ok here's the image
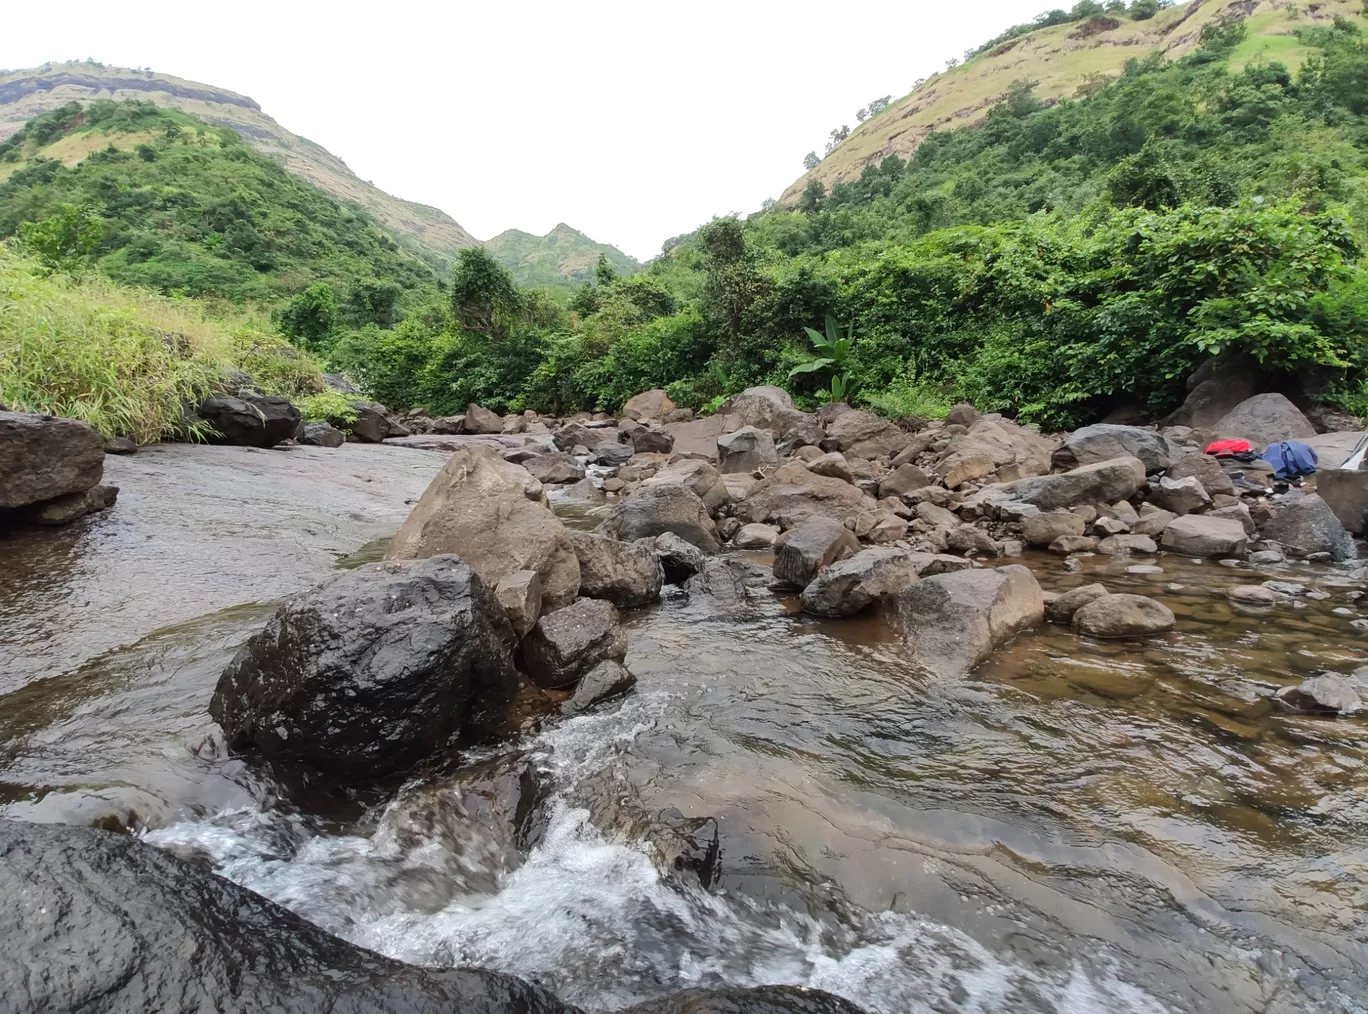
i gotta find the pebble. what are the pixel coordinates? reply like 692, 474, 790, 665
1306, 590, 1331, 601
1165, 583, 1185, 593
1127, 565, 1163, 575
1218, 559, 1243, 569
1249, 550, 1285, 564
1062, 558, 1082, 573
1333, 607, 1357, 617
1352, 619, 1368, 632
1261, 581, 1306, 596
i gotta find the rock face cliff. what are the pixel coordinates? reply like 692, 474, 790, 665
0, 61, 478, 269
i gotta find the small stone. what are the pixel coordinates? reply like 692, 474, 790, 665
734, 523, 780, 549
1050, 535, 1100, 555
1275, 674, 1363, 715
494, 570, 542, 638
561, 661, 637, 716
1127, 565, 1163, 575
1249, 550, 1285, 565
1073, 594, 1176, 637
1228, 585, 1277, 606
1045, 583, 1109, 624
1097, 534, 1157, 555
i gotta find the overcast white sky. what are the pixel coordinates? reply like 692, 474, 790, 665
1, 1, 1052, 260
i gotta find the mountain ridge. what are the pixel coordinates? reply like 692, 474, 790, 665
484, 221, 640, 289
0, 61, 479, 270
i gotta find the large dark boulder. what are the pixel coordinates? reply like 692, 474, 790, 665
200, 394, 302, 448
0, 410, 104, 510
0, 819, 578, 1014
210, 556, 517, 781
347, 401, 393, 443
1214, 393, 1315, 448
1261, 493, 1357, 561
521, 597, 628, 689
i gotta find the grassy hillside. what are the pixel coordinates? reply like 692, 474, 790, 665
485, 223, 640, 290
0, 100, 438, 309
0, 244, 322, 441
783, 0, 1368, 201
0, 61, 478, 269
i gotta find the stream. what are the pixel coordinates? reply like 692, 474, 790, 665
2, 444, 1367, 1013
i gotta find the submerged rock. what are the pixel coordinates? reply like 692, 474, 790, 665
1274, 674, 1364, 715
7, 483, 119, 525
1072, 593, 1176, 637
0, 819, 578, 1014
562, 660, 637, 716
888, 565, 1044, 677
1044, 583, 1109, 624
210, 556, 517, 781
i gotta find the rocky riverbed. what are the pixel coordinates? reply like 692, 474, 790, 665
4, 389, 1368, 1014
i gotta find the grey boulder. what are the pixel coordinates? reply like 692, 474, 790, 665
888, 565, 1044, 677
1002, 457, 1147, 511
1054, 424, 1172, 472
1214, 393, 1315, 447
562, 660, 637, 716
1159, 514, 1249, 558
600, 484, 722, 552
716, 425, 778, 474
0, 820, 578, 1014
569, 530, 663, 608
524, 452, 587, 485
773, 518, 860, 589
299, 421, 345, 448
1260, 493, 1356, 562
799, 547, 922, 617
1044, 583, 1109, 624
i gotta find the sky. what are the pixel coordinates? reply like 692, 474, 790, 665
0, 0, 1054, 261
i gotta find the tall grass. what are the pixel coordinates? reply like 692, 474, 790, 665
0, 245, 323, 442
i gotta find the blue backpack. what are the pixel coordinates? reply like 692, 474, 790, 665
1261, 440, 1319, 480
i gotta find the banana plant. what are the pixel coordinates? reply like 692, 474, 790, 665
788, 315, 856, 402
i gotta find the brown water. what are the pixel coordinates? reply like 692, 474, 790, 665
2, 449, 1367, 1013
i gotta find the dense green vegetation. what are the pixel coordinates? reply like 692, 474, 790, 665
0, 100, 437, 311
0, 246, 322, 441
7, 15, 1368, 432
289, 17, 1368, 427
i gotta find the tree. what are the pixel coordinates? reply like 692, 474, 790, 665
1071, 0, 1105, 17
856, 107, 868, 122
867, 95, 892, 116
698, 217, 767, 339
798, 178, 826, 215
450, 247, 522, 335
803, 151, 820, 171
1128, 0, 1159, 16
17, 204, 103, 272
594, 252, 618, 286
276, 282, 336, 349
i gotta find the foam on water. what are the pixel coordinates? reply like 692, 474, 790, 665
147, 692, 1176, 1013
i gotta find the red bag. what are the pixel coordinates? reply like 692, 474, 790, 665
1204, 439, 1253, 456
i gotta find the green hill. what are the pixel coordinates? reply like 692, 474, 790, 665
0, 99, 438, 309
484, 223, 640, 290
0, 61, 478, 269
783, 0, 1368, 202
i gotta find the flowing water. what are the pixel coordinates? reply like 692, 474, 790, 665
3, 449, 1368, 1013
